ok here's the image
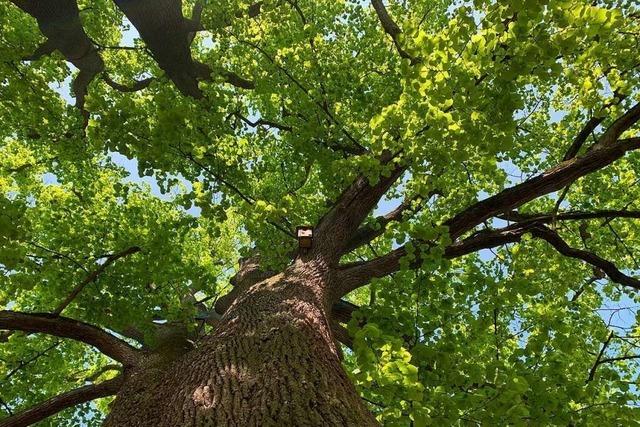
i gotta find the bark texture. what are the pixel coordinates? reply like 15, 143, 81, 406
103, 259, 376, 426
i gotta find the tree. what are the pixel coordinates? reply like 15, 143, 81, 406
0, 0, 639, 424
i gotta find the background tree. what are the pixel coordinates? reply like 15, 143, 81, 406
1, 0, 640, 425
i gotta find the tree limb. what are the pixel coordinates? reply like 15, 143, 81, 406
335, 223, 534, 296
11, 0, 105, 123
444, 135, 640, 241
445, 102, 640, 240
0, 311, 141, 366
529, 225, 640, 291
336, 210, 640, 296
587, 331, 615, 383
113, 0, 253, 97
53, 246, 141, 315
500, 209, 640, 224
314, 159, 407, 261
102, 75, 154, 93
331, 321, 353, 350
371, 0, 417, 63
0, 377, 122, 427
562, 94, 627, 161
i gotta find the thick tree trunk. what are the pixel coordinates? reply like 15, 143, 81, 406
104, 259, 376, 426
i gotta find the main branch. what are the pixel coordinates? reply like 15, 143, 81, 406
11, 0, 104, 121
0, 377, 122, 427
445, 102, 640, 240
113, 0, 253, 98
314, 158, 406, 261
0, 312, 141, 366
335, 223, 534, 296
336, 218, 640, 296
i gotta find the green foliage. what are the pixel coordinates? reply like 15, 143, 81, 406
1, 0, 640, 424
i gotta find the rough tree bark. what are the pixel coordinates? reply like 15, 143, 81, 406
102, 257, 376, 426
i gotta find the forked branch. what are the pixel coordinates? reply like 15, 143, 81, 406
113, 0, 254, 97
314, 159, 407, 260
530, 225, 640, 290
336, 220, 640, 296
445, 102, 640, 240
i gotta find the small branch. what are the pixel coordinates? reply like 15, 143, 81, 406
0, 311, 141, 366
0, 377, 122, 427
563, 116, 603, 161
371, 0, 417, 63
53, 246, 141, 315
85, 364, 121, 382
22, 40, 55, 61
587, 331, 614, 382
4, 342, 60, 383
102, 75, 154, 93
600, 101, 640, 144
221, 70, 256, 90
562, 94, 627, 161
232, 111, 292, 131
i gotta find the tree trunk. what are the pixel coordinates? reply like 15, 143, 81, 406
104, 259, 377, 426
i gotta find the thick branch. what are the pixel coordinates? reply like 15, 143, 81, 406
445, 136, 640, 240
335, 223, 533, 296
314, 159, 406, 260
445, 102, 640, 240
0, 377, 122, 427
501, 209, 640, 224
113, 0, 253, 97
53, 246, 141, 315
11, 0, 104, 118
336, 211, 640, 296
0, 311, 141, 366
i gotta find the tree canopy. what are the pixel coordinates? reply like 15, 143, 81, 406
1, 0, 640, 425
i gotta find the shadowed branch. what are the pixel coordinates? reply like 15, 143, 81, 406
0, 377, 122, 427
0, 311, 142, 366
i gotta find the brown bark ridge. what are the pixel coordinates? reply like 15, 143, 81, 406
103, 258, 377, 426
